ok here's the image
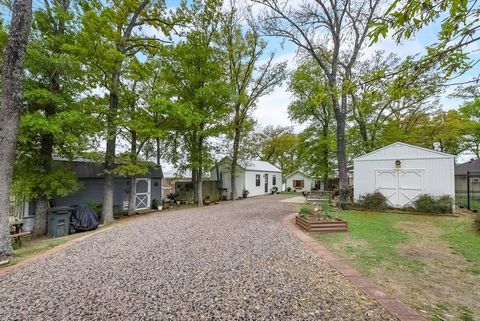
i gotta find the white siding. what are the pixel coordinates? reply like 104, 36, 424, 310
354, 143, 455, 207
210, 159, 282, 198
210, 163, 245, 197
285, 172, 314, 192
356, 142, 453, 161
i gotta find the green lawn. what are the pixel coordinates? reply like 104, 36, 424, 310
314, 210, 480, 321
279, 191, 302, 195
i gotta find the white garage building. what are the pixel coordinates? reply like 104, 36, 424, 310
353, 142, 455, 207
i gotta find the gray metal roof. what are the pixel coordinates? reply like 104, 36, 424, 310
52, 159, 163, 179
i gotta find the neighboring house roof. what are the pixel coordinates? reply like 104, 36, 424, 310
52, 158, 163, 179
243, 160, 281, 173
213, 157, 281, 173
455, 159, 480, 175
163, 169, 192, 179
284, 170, 312, 180
354, 142, 455, 161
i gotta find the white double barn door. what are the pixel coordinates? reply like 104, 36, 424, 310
375, 169, 424, 207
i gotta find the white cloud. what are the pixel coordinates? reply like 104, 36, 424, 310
253, 50, 299, 128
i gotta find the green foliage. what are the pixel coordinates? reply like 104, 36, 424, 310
414, 194, 453, 214
167, 192, 178, 202
299, 204, 313, 219
247, 126, 301, 176
459, 98, 480, 158
13, 1, 97, 201
321, 202, 335, 219
152, 0, 230, 179
289, 60, 335, 179
371, 0, 477, 76
12, 165, 79, 199
358, 192, 388, 210
151, 199, 161, 210
87, 202, 102, 216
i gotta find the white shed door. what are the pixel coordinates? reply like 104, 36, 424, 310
375, 169, 424, 207
135, 178, 151, 210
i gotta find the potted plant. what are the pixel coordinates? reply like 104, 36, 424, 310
296, 202, 347, 232
271, 186, 278, 194
242, 189, 249, 199
151, 199, 162, 211
204, 195, 211, 205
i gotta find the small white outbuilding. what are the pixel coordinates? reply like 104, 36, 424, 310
210, 158, 282, 198
353, 142, 455, 207
284, 170, 315, 192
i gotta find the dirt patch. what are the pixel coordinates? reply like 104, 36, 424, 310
370, 220, 480, 320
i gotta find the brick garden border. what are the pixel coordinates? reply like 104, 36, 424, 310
282, 213, 425, 321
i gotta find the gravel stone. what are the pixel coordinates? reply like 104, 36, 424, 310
0, 195, 398, 321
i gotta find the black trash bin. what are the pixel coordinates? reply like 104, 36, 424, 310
48, 206, 73, 238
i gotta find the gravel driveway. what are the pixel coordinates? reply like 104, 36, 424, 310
0, 195, 396, 321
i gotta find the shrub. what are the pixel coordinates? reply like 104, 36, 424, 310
414, 194, 453, 214
152, 199, 161, 210
359, 192, 388, 210
321, 202, 333, 218
166, 192, 178, 202
287, 187, 291, 192
87, 202, 102, 216
299, 204, 313, 219
436, 195, 454, 214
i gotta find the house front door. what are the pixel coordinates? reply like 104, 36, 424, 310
264, 174, 268, 193
135, 178, 151, 210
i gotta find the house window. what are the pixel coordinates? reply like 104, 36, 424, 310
273, 175, 277, 186
293, 180, 304, 189
256, 174, 260, 186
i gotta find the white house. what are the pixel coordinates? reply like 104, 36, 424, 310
210, 158, 282, 198
284, 170, 315, 192
353, 142, 455, 207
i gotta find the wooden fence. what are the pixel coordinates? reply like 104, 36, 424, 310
175, 180, 222, 202
9, 195, 28, 224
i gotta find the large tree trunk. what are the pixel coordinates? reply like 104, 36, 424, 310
127, 130, 137, 215
156, 138, 161, 165
335, 96, 349, 205
101, 80, 119, 225
196, 167, 203, 207
0, 0, 33, 262
33, 197, 49, 236
33, 131, 54, 236
191, 167, 198, 203
230, 125, 241, 200
127, 177, 136, 215
196, 137, 204, 207
322, 126, 330, 188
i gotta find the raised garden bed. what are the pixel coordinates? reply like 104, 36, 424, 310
295, 215, 348, 232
